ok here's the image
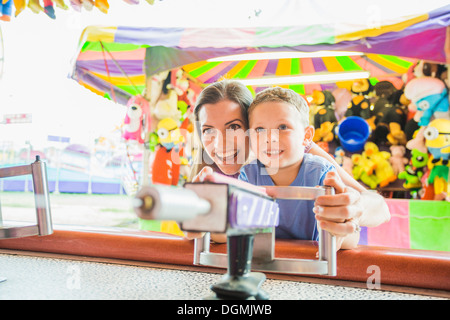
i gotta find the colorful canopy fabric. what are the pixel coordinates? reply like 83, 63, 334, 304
71, 3, 450, 104
182, 54, 417, 95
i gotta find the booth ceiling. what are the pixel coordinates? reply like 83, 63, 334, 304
70, 2, 450, 105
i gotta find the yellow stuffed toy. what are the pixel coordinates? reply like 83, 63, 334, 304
351, 153, 379, 189
363, 142, 397, 187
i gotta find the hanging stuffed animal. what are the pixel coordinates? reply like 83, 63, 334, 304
413, 60, 448, 81
11, 0, 26, 17
80, 0, 94, 10
0, 0, 13, 21
43, 0, 56, 19
404, 77, 450, 127
332, 88, 352, 123
167, 68, 196, 119
153, 71, 182, 122
345, 79, 376, 130
372, 89, 408, 145
54, 0, 68, 9
27, 0, 43, 13
312, 90, 337, 143
372, 81, 397, 126
69, 0, 81, 11
151, 118, 185, 186
94, 0, 108, 13
122, 95, 150, 144
27, 0, 63, 18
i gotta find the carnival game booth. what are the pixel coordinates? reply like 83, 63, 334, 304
1, 2, 450, 299
70, 3, 450, 240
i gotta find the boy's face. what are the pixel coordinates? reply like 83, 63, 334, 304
249, 101, 313, 172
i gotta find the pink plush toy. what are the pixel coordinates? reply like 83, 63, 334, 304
389, 145, 409, 176
122, 95, 150, 144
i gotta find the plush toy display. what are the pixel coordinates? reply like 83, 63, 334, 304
413, 60, 448, 80
311, 90, 337, 143
332, 88, 352, 122
363, 142, 397, 188
153, 71, 183, 122
94, 0, 108, 13
334, 146, 345, 166
427, 162, 449, 199
27, 0, 59, 18
424, 118, 450, 165
398, 149, 429, 190
151, 118, 185, 186
372, 81, 397, 125
0, 0, 13, 21
372, 89, 408, 145
122, 95, 150, 144
389, 145, 408, 176
351, 153, 378, 189
345, 79, 375, 130
404, 77, 450, 127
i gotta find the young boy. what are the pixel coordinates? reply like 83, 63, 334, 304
239, 87, 336, 240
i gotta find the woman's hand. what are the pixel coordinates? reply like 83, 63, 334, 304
192, 166, 214, 182
313, 171, 363, 249
186, 166, 227, 243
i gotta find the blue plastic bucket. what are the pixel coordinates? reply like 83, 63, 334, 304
338, 116, 370, 152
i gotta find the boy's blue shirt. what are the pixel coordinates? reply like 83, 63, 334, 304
238, 153, 336, 240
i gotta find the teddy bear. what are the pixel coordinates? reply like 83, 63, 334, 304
389, 145, 408, 176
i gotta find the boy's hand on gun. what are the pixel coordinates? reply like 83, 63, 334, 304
313, 171, 363, 247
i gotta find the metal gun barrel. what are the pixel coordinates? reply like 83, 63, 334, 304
134, 185, 211, 222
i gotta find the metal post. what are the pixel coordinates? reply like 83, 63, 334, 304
318, 186, 337, 276
31, 156, 52, 236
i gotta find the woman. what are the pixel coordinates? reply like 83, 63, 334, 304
188, 80, 390, 249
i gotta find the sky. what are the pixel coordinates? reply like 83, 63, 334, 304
0, 0, 448, 150
0, 0, 283, 150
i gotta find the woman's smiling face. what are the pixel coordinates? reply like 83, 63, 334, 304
198, 99, 249, 175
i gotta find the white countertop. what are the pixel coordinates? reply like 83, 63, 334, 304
0, 253, 445, 300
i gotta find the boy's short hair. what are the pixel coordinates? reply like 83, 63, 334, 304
249, 87, 310, 127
